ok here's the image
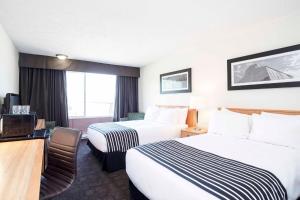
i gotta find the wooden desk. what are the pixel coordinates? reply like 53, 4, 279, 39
0, 139, 44, 200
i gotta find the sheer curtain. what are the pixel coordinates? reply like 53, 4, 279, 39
19, 67, 69, 127
113, 76, 138, 121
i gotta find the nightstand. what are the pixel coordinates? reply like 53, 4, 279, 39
181, 127, 207, 138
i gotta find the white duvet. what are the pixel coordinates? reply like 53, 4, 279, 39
126, 134, 300, 200
87, 120, 186, 152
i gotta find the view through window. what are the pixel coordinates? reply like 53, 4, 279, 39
66, 71, 116, 118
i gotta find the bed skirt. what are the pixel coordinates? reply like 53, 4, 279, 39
129, 179, 149, 200
87, 140, 126, 172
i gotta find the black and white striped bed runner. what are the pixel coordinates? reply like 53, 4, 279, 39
134, 140, 287, 200
89, 123, 139, 152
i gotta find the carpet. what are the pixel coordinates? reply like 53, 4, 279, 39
52, 140, 130, 200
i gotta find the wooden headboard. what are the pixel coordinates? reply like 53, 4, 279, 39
157, 105, 197, 127
224, 107, 300, 115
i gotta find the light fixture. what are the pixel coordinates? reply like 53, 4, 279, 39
189, 95, 206, 110
189, 95, 207, 130
56, 54, 68, 60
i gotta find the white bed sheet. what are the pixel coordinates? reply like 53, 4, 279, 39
126, 134, 300, 200
87, 120, 186, 152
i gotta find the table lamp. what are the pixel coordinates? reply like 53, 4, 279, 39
189, 95, 206, 130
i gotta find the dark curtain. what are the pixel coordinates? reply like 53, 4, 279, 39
113, 76, 138, 121
19, 67, 69, 127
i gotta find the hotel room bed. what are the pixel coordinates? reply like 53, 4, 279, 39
126, 108, 300, 200
126, 134, 300, 200
87, 120, 186, 171
87, 120, 186, 153
87, 106, 196, 172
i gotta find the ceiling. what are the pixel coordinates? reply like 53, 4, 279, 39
0, 0, 299, 67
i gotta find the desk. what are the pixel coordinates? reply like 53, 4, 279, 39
0, 139, 44, 200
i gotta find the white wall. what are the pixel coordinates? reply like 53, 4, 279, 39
0, 24, 19, 103
139, 12, 300, 127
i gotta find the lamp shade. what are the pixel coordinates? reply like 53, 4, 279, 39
189, 95, 206, 109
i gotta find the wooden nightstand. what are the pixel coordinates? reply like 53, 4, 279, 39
181, 127, 207, 138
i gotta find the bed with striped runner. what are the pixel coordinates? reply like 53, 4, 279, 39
134, 140, 287, 200
89, 123, 139, 152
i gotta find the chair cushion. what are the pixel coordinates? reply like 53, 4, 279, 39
40, 173, 73, 200
128, 112, 145, 121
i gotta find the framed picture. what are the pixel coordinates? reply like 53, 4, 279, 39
227, 44, 300, 90
160, 68, 192, 94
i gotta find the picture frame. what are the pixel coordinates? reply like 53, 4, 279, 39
160, 68, 192, 94
227, 44, 300, 90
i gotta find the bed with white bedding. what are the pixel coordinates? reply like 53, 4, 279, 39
87, 120, 186, 152
87, 106, 192, 172
126, 108, 300, 200
127, 134, 299, 200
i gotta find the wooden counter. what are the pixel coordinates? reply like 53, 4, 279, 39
0, 139, 44, 200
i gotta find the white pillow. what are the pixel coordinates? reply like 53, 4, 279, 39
208, 110, 251, 139
156, 108, 179, 124
249, 114, 300, 149
144, 106, 160, 121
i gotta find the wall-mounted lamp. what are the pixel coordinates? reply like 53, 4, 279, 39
56, 54, 68, 60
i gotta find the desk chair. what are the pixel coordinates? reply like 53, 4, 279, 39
120, 112, 145, 121
40, 127, 81, 200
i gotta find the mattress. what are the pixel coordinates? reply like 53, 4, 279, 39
87, 120, 187, 152
126, 134, 300, 200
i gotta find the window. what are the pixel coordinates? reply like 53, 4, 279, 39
67, 71, 116, 118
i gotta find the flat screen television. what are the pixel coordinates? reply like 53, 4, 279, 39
1, 93, 20, 114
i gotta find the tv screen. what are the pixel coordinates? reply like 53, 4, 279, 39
3, 93, 20, 114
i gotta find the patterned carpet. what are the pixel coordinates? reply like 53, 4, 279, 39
52, 140, 130, 200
